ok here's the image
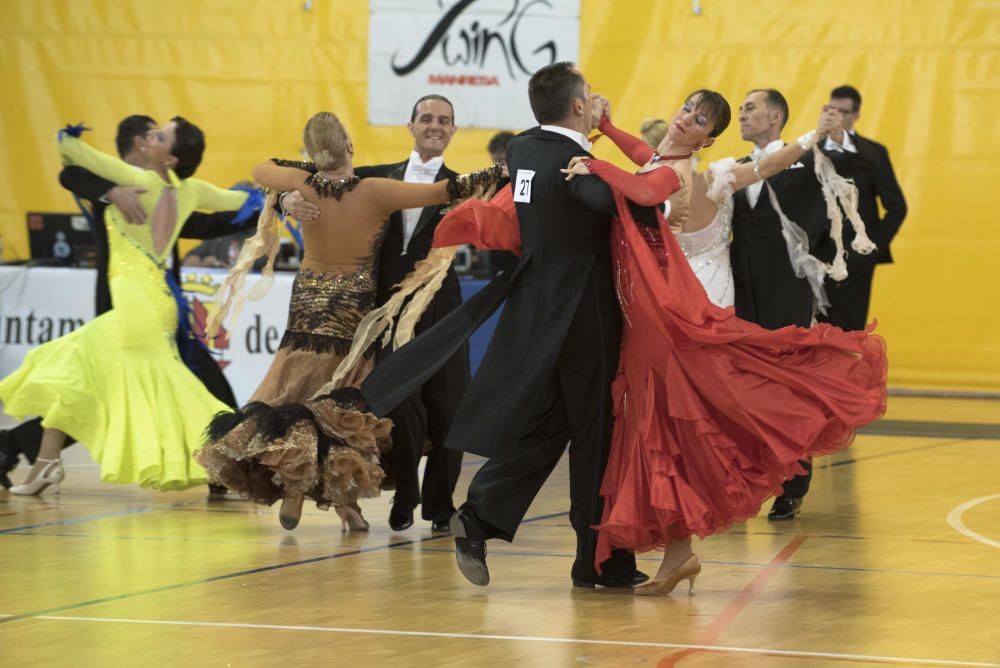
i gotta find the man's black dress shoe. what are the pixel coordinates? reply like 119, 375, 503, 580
430, 517, 452, 535
450, 509, 489, 586
389, 504, 414, 531
572, 570, 650, 589
768, 495, 804, 521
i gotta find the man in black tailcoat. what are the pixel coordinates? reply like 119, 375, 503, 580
818, 85, 907, 332
361, 62, 645, 589
731, 89, 878, 520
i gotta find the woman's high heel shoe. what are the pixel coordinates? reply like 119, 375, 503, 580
335, 503, 370, 532
279, 491, 305, 530
634, 554, 701, 597
10, 458, 64, 496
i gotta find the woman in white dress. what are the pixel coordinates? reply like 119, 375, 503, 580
605, 92, 844, 307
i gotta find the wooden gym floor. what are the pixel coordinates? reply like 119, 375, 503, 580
1, 394, 999, 667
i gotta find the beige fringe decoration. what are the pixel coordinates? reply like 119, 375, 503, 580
324, 245, 459, 392
812, 147, 877, 281
207, 190, 282, 337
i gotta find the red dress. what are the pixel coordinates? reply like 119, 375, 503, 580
584, 127, 887, 568
426, 132, 886, 569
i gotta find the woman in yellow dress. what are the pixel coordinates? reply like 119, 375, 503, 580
0, 119, 255, 494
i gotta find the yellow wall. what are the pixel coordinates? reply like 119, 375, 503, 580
1, 0, 997, 390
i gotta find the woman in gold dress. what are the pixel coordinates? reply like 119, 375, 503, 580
196, 112, 500, 531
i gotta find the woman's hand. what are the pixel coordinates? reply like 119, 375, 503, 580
560, 156, 592, 181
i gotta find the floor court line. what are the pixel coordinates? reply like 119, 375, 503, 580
2, 614, 994, 668
0, 506, 159, 534
0, 511, 566, 624
946, 493, 1000, 550
818, 438, 970, 469
658, 536, 808, 666
390, 545, 1000, 580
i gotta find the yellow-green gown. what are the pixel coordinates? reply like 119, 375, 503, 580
0, 133, 248, 490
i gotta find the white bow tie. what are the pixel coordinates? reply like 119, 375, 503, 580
409, 156, 443, 177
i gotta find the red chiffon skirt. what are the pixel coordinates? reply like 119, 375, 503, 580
594, 204, 887, 567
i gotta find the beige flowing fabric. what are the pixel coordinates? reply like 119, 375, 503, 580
324, 245, 459, 392
812, 147, 878, 281
207, 190, 281, 337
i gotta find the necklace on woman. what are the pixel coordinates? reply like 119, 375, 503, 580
651, 151, 692, 163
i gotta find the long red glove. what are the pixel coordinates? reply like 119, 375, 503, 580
599, 115, 655, 167
584, 159, 681, 206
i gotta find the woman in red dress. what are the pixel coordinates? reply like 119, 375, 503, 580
562, 91, 887, 596
337, 90, 886, 597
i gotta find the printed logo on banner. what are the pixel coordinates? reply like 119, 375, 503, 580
369, 0, 580, 128
183, 273, 232, 369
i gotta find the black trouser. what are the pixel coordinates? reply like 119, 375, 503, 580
781, 262, 877, 499
780, 459, 813, 498
461, 345, 635, 583
385, 370, 464, 521
817, 262, 876, 332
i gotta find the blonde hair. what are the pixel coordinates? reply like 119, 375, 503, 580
303, 112, 349, 171
639, 118, 669, 148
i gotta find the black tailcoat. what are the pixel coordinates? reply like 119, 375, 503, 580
353, 159, 470, 520
817, 133, 907, 331
362, 128, 637, 581
731, 142, 878, 330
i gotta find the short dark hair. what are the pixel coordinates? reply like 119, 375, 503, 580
685, 89, 731, 138
169, 116, 205, 180
487, 131, 515, 156
528, 61, 586, 125
749, 88, 790, 129
410, 94, 455, 123
115, 115, 156, 158
830, 85, 862, 112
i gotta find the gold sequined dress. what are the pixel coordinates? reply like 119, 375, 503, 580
196, 168, 394, 510
195, 158, 504, 510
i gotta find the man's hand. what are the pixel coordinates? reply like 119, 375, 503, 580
820, 105, 846, 144
282, 190, 320, 222
107, 186, 148, 225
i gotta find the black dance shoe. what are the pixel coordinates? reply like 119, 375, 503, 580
450, 509, 489, 586
572, 569, 650, 589
430, 517, 452, 535
388, 502, 414, 532
768, 495, 804, 521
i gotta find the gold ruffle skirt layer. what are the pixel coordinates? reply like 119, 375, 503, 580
196, 387, 391, 508
196, 267, 389, 508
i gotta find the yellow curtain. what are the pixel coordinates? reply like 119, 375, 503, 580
1, 0, 997, 390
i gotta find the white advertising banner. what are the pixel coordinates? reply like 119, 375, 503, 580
0, 266, 291, 408
368, 0, 581, 128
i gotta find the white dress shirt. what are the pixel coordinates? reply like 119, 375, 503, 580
539, 124, 593, 152
823, 129, 857, 154
401, 150, 444, 254
746, 139, 785, 209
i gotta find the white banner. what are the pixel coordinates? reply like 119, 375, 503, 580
368, 0, 580, 128
0, 266, 291, 408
